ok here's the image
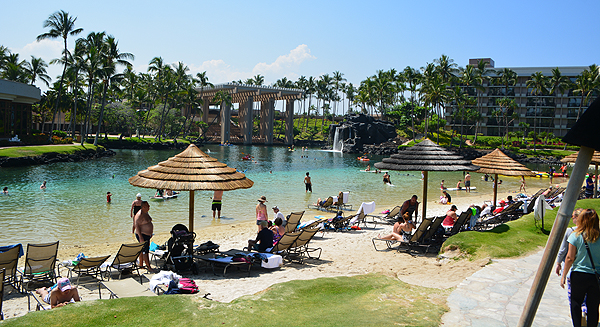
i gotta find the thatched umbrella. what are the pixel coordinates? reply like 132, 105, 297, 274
374, 139, 479, 221
471, 148, 536, 207
129, 144, 254, 232
561, 150, 600, 198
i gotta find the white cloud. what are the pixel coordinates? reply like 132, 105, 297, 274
188, 44, 316, 85
253, 44, 316, 76
11, 39, 66, 90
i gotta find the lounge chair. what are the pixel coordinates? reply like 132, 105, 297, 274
421, 216, 445, 244
447, 210, 472, 236
526, 189, 546, 213
285, 211, 305, 234
270, 232, 301, 255
308, 197, 334, 211
66, 255, 111, 285
0, 268, 4, 320
19, 241, 59, 291
372, 217, 434, 253
341, 192, 352, 210
287, 228, 322, 263
324, 214, 354, 232
106, 243, 145, 283
366, 206, 401, 226
99, 277, 156, 299
475, 201, 524, 230
0, 244, 23, 292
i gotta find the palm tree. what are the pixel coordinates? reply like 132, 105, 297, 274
495, 97, 518, 146
473, 60, 494, 143
345, 83, 356, 114
79, 32, 105, 145
526, 71, 549, 152
495, 68, 518, 97
93, 35, 134, 146
332, 71, 346, 116
421, 75, 447, 141
196, 71, 213, 124
24, 56, 51, 87
252, 74, 264, 86
572, 65, 599, 121
1, 53, 28, 83
37, 10, 83, 136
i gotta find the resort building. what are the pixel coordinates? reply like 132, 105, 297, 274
446, 58, 597, 138
0, 79, 41, 138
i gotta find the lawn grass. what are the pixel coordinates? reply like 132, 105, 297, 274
442, 199, 600, 260
0, 145, 100, 158
2, 274, 450, 327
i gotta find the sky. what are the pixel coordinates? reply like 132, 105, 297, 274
2, 0, 599, 94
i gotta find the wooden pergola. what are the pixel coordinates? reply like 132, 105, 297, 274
197, 83, 303, 145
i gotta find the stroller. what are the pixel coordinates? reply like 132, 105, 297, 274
165, 224, 198, 274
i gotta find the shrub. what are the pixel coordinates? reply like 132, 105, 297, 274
53, 130, 68, 138
51, 135, 73, 144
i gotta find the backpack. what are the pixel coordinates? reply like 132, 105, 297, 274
178, 278, 199, 294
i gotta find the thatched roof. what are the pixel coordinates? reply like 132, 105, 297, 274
374, 139, 479, 172
129, 144, 254, 191
561, 151, 600, 165
563, 97, 600, 151
471, 148, 537, 176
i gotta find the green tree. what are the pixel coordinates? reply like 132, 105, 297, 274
473, 60, 494, 144
93, 35, 134, 146
24, 56, 51, 87
495, 68, 517, 97
37, 10, 83, 135
526, 71, 549, 152
495, 97, 518, 146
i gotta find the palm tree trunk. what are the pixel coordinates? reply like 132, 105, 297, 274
81, 81, 94, 146
533, 103, 538, 152
93, 80, 109, 146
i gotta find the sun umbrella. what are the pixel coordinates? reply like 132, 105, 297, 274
471, 148, 537, 207
561, 151, 600, 198
374, 139, 479, 221
129, 144, 254, 232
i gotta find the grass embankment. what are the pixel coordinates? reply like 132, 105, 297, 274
0, 145, 100, 158
3, 275, 450, 327
443, 199, 600, 260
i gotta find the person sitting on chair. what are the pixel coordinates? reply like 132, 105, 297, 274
35, 277, 80, 309
248, 220, 274, 252
442, 205, 458, 229
378, 216, 415, 242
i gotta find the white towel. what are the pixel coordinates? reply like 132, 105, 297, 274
358, 201, 376, 215
343, 192, 349, 203
332, 196, 338, 203
149, 270, 182, 293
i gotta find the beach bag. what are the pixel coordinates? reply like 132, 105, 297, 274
178, 278, 199, 294
232, 253, 252, 263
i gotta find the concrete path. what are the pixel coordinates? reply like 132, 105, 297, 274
442, 250, 573, 326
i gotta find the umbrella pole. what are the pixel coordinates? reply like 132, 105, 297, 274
518, 146, 594, 327
189, 190, 195, 233
422, 171, 428, 222
493, 174, 498, 207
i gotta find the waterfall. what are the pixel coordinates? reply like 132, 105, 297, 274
333, 127, 343, 152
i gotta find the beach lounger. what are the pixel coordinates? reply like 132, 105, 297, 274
366, 206, 401, 226
106, 243, 145, 283
325, 214, 354, 232
19, 241, 59, 290
0, 244, 23, 292
285, 211, 305, 234
66, 255, 111, 285
475, 201, 524, 230
99, 277, 156, 299
0, 269, 4, 320
421, 216, 445, 244
287, 228, 322, 263
341, 192, 352, 210
447, 211, 472, 236
309, 196, 334, 211
372, 217, 435, 253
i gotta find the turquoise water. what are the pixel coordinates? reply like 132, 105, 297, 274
0, 145, 565, 246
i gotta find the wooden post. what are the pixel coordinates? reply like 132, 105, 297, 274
518, 146, 594, 326
493, 173, 498, 207
421, 171, 428, 222
189, 190, 195, 233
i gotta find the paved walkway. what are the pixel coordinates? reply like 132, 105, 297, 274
442, 250, 573, 326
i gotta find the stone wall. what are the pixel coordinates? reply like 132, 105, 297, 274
328, 114, 396, 153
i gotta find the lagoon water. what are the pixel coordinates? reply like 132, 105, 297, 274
0, 145, 565, 247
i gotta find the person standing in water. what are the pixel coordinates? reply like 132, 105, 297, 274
40, 180, 47, 189
212, 190, 223, 219
464, 173, 471, 193
304, 172, 312, 193
130, 193, 143, 225
519, 176, 527, 193
106, 192, 112, 203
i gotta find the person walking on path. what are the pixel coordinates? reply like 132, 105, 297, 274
304, 172, 312, 193
561, 209, 600, 327
556, 208, 586, 318
256, 196, 268, 231
464, 173, 471, 193
212, 190, 223, 219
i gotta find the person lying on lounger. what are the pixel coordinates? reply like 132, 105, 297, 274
35, 277, 80, 308
378, 216, 415, 243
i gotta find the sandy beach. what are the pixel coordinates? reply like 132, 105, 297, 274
2, 185, 544, 320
